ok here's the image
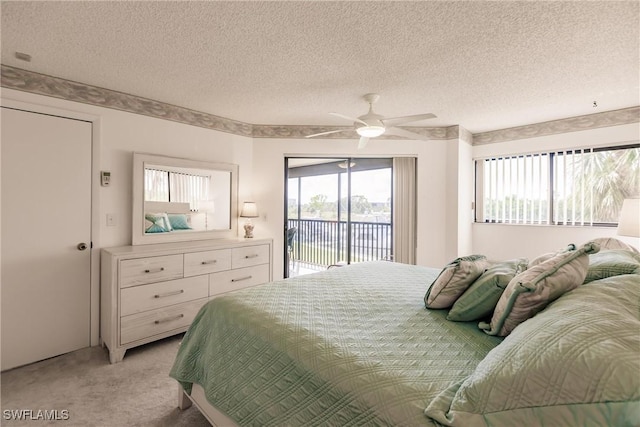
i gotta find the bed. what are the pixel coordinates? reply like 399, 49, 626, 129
170, 242, 640, 426
144, 201, 206, 233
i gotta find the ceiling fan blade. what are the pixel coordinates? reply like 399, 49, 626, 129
305, 129, 346, 138
329, 112, 369, 127
386, 126, 429, 141
357, 136, 369, 149
382, 113, 436, 127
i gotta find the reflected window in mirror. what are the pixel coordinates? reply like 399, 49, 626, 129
143, 165, 231, 232
132, 153, 238, 245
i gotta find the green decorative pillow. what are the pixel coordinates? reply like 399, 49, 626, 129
424, 255, 490, 309
168, 213, 191, 230
584, 249, 640, 283
480, 242, 599, 336
447, 258, 528, 322
425, 274, 640, 427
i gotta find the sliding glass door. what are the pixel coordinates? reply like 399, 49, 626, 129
285, 158, 392, 277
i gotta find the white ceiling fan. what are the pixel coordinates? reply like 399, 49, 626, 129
305, 93, 437, 149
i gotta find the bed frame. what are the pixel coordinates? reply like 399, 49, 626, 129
178, 384, 239, 427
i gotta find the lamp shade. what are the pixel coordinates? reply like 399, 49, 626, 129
240, 201, 259, 218
199, 200, 215, 212
617, 198, 640, 237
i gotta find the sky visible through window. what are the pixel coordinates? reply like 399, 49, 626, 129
291, 169, 391, 205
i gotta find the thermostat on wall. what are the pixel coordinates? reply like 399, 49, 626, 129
101, 171, 111, 187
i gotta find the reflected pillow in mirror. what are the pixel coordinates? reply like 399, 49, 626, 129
145, 223, 166, 233
145, 213, 170, 232
168, 213, 191, 230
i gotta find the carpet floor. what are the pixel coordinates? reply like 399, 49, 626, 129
1, 335, 211, 426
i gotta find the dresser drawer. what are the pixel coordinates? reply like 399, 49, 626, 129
184, 249, 232, 277
120, 299, 206, 345
232, 245, 270, 269
120, 254, 183, 288
209, 264, 270, 296
120, 275, 209, 316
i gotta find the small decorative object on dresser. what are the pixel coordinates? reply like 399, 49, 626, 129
100, 238, 272, 363
240, 202, 259, 238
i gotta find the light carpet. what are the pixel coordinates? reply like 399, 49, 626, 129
1, 335, 211, 426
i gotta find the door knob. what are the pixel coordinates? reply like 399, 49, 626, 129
77, 242, 88, 251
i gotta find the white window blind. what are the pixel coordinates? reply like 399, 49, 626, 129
144, 168, 210, 211
476, 144, 639, 226
145, 168, 169, 202
477, 153, 549, 224
553, 148, 595, 225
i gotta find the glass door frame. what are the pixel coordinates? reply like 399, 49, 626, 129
284, 157, 393, 278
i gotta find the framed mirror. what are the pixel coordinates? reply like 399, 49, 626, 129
132, 153, 238, 245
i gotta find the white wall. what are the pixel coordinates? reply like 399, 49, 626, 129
444, 140, 459, 260
457, 139, 474, 255
470, 123, 640, 260
251, 136, 460, 278
473, 223, 638, 261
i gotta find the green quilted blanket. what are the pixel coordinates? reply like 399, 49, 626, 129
170, 261, 502, 426
425, 273, 640, 427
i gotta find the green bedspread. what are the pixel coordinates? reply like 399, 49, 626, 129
170, 261, 503, 426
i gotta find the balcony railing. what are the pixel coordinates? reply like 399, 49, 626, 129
287, 218, 391, 269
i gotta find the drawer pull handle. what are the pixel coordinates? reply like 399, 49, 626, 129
154, 289, 184, 299
154, 314, 184, 324
144, 267, 165, 273
244, 254, 259, 259
232, 275, 253, 282
201, 260, 217, 265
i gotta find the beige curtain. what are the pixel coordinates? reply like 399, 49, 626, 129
392, 157, 417, 264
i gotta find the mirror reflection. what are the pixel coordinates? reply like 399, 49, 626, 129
132, 153, 238, 245
143, 164, 231, 233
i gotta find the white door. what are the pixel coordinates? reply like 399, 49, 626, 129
1, 107, 92, 371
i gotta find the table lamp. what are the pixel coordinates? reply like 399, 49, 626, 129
240, 202, 259, 238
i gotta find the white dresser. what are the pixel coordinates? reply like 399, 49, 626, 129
101, 238, 272, 363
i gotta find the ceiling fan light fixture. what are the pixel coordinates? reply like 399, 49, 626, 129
356, 125, 385, 138
308, 94, 435, 143
337, 160, 356, 169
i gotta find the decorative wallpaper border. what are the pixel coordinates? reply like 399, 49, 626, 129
251, 124, 459, 140
0, 65, 253, 137
473, 106, 640, 145
2, 65, 638, 145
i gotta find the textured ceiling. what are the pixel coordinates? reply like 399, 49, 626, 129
1, 1, 638, 133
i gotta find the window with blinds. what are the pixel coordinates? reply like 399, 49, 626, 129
475, 144, 639, 226
144, 168, 210, 211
